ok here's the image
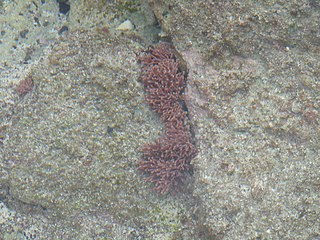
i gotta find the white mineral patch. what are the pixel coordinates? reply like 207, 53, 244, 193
158, 30, 168, 38
116, 20, 134, 31
0, 201, 14, 224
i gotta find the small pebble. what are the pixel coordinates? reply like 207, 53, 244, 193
116, 20, 134, 31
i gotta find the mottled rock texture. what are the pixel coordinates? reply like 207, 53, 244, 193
149, 0, 320, 239
0, 0, 319, 239
1, 29, 198, 239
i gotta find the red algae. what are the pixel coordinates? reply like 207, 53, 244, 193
138, 43, 197, 194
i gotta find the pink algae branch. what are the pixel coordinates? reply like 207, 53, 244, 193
16, 76, 34, 97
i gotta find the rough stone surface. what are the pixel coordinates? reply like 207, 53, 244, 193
0, 0, 319, 239
0, 1, 198, 239
0, 28, 200, 238
0, 0, 64, 135
149, 0, 320, 239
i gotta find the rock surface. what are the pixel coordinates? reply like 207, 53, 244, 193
0, 0, 319, 239
149, 0, 320, 239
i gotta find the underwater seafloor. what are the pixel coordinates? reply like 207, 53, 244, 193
0, 0, 319, 239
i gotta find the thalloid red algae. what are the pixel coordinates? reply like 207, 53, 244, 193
138, 43, 197, 194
